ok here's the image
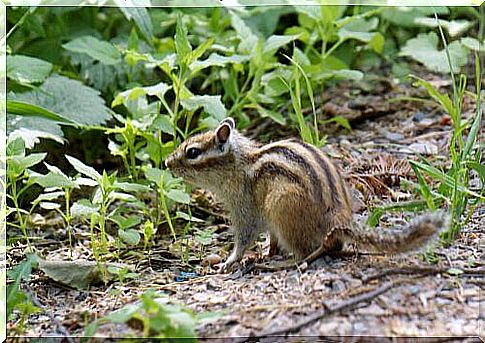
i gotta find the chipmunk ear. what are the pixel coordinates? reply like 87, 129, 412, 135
215, 121, 232, 144
219, 117, 235, 130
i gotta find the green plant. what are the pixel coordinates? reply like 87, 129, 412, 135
6, 137, 47, 250
83, 289, 199, 340
7, 255, 40, 335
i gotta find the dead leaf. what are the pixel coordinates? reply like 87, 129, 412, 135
37, 258, 133, 290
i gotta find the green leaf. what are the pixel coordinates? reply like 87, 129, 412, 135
446, 267, 464, 276
7, 55, 53, 83
399, 32, 469, 74
414, 18, 473, 38
40, 202, 61, 210
460, 37, 485, 52
145, 167, 164, 187
190, 53, 250, 73
110, 213, 142, 230
66, 155, 101, 181
181, 95, 227, 122
63, 36, 121, 65
412, 77, 454, 115
230, 12, 258, 53
118, 5, 154, 43
6, 136, 25, 157
256, 105, 286, 125
176, 211, 204, 223
105, 303, 140, 323
264, 35, 299, 54
7, 100, 76, 124
368, 32, 385, 54
37, 258, 115, 290
7, 153, 47, 178
32, 191, 65, 205
410, 161, 436, 210
9, 75, 113, 126
30, 170, 76, 189
112, 82, 171, 107
114, 182, 151, 193
118, 229, 141, 245
150, 114, 174, 135
166, 189, 191, 204
70, 199, 100, 219
175, 15, 192, 62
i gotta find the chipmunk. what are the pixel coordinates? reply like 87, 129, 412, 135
165, 117, 447, 272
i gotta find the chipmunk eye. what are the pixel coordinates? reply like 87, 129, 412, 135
186, 147, 202, 159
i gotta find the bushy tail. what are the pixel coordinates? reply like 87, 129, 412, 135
349, 212, 449, 253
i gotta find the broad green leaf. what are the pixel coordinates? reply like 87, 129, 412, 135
112, 82, 171, 107
32, 191, 65, 204
118, 229, 141, 245
9, 75, 113, 126
63, 36, 121, 65
66, 155, 101, 181
117, 5, 153, 43
381, 7, 449, 27
264, 35, 300, 54
188, 38, 214, 65
181, 95, 227, 122
6, 136, 25, 157
145, 167, 164, 187
7, 153, 46, 178
105, 303, 140, 323
190, 53, 250, 73
114, 182, 151, 193
75, 177, 98, 187
257, 105, 286, 125
165, 189, 191, 204
37, 258, 116, 290
150, 115, 174, 135
7, 55, 53, 83
108, 192, 137, 202
176, 211, 204, 223
30, 171, 76, 189
368, 33, 385, 54
314, 69, 363, 82
39, 202, 61, 210
230, 12, 258, 53
461, 37, 485, 52
7, 100, 76, 124
7, 126, 65, 149
414, 18, 473, 38
70, 199, 100, 219
110, 214, 142, 230
399, 32, 469, 74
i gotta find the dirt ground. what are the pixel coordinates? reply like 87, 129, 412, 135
7, 70, 484, 340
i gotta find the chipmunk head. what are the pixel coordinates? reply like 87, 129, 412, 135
165, 117, 237, 186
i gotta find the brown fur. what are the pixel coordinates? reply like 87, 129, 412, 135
165, 118, 448, 271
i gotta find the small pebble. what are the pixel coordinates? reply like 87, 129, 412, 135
413, 111, 427, 122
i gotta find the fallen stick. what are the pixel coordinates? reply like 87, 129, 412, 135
256, 280, 403, 338
361, 266, 484, 282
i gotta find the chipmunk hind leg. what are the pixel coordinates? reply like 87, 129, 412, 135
263, 184, 329, 259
